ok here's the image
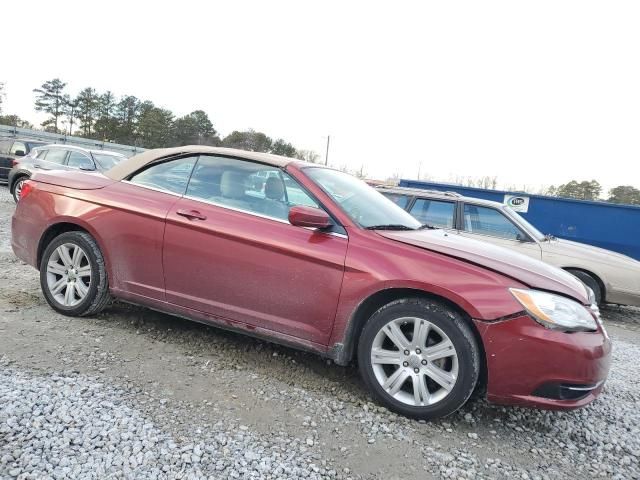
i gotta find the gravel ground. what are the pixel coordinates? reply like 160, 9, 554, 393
1, 186, 639, 479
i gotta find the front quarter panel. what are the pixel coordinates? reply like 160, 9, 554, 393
329, 228, 528, 349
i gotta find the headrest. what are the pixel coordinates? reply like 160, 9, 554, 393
220, 171, 246, 199
265, 176, 285, 201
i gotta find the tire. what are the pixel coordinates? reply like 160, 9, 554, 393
567, 269, 603, 305
11, 176, 28, 203
39, 231, 111, 317
357, 298, 480, 420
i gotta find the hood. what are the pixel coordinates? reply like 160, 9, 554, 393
379, 229, 590, 304
543, 238, 640, 266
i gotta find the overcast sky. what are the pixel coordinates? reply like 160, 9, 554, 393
3, 1, 639, 192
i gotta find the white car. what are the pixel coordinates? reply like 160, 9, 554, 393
379, 186, 640, 307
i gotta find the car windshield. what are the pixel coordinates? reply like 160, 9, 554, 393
503, 206, 545, 241
93, 153, 125, 170
305, 167, 421, 229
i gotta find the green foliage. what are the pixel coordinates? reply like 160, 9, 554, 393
550, 180, 602, 200
174, 110, 218, 146
222, 130, 273, 152
33, 78, 69, 132
0, 114, 33, 129
608, 185, 640, 205
75, 88, 100, 136
26, 80, 316, 157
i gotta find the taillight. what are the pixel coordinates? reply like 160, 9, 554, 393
11, 159, 19, 167
20, 180, 34, 200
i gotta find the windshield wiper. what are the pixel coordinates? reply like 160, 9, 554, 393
418, 223, 438, 230
365, 224, 416, 231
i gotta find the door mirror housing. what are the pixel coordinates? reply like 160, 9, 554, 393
14, 150, 25, 157
288, 205, 332, 229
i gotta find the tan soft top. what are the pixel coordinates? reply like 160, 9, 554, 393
104, 145, 298, 181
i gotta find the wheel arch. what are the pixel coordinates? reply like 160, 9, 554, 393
562, 267, 606, 302
9, 170, 31, 192
330, 287, 488, 394
37, 220, 113, 283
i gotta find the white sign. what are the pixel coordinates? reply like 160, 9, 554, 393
504, 194, 530, 213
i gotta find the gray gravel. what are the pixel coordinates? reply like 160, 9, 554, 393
1, 184, 640, 479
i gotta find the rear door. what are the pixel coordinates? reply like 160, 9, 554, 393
162, 154, 348, 345
457, 202, 542, 259
34, 148, 68, 171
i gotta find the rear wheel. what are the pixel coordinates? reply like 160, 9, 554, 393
12, 176, 28, 203
357, 298, 480, 420
567, 269, 603, 305
40, 231, 111, 316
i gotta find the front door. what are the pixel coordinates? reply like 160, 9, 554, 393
162, 155, 348, 345
457, 202, 542, 259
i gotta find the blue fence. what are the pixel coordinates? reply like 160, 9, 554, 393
399, 180, 640, 261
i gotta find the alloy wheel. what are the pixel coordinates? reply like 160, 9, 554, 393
46, 243, 92, 307
370, 316, 459, 407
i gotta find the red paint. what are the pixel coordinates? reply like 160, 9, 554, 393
288, 205, 332, 229
11, 158, 611, 410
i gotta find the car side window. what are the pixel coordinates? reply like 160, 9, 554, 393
43, 149, 68, 164
410, 199, 455, 228
186, 155, 319, 222
381, 192, 411, 209
463, 204, 524, 240
36, 150, 48, 159
129, 156, 198, 195
66, 151, 94, 170
0, 140, 12, 154
10, 142, 26, 155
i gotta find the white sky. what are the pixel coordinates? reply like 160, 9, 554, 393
3, 1, 640, 192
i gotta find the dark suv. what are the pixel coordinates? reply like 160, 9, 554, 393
0, 138, 46, 184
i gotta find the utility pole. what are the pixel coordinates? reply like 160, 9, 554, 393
325, 135, 330, 166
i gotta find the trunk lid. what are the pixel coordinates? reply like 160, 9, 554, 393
30, 170, 116, 190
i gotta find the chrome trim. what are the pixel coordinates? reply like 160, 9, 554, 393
122, 180, 184, 197
565, 381, 603, 391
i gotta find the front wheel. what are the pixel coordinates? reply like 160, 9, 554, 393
357, 298, 480, 420
40, 231, 111, 316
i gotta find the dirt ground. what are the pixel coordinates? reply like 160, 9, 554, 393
1, 186, 639, 479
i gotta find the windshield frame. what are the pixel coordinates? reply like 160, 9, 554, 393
302, 165, 422, 230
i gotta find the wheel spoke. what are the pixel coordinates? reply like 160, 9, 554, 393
77, 265, 91, 277
424, 339, 455, 362
383, 322, 410, 350
50, 277, 67, 295
74, 281, 89, 299
57, 245, 73, 267
424, 364, 456, 391
413, 374, 430, 406
412, 319, 430, 349
371, 348, 402, 365
382, 368, 410, 395
71, 245, 83, 267
63, 284, 75, 306
47, 261, 67, 276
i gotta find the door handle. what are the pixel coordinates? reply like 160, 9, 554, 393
176, 209, 207, 221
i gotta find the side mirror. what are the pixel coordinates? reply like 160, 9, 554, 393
14, 150, 25, 157
288, 205, 332, 229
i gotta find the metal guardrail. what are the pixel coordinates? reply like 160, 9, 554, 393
0, 124, 146, 157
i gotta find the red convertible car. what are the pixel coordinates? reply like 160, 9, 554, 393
11, 146, 611, 419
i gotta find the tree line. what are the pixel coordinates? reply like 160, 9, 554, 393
1, 79, 319, 162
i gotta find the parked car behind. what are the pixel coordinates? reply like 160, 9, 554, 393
0, 138, 46, 184
378, 185, 640, 307
8, 144, 125, 202
12, 146, 610, 420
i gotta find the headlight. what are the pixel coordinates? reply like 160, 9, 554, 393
510, 288, 597, 332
